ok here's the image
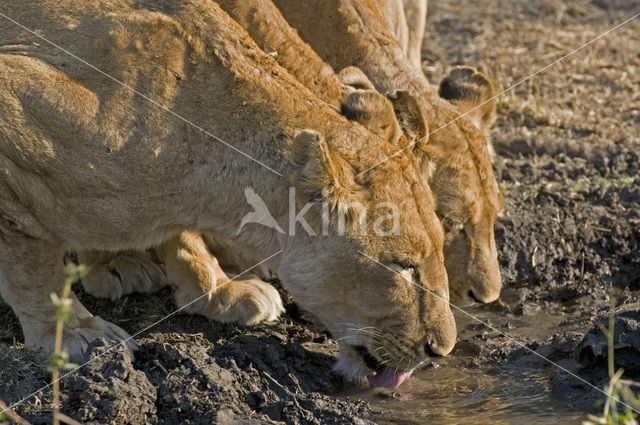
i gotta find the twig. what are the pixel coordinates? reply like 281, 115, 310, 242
0, 399, 32, 425
56, 413, 83, 425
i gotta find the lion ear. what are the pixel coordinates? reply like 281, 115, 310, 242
387, 90, 429, 143
438, 66, 496, 132
341, 90, 403, 146
338, 66, 375, 94
291, 130, 365, 206
386, 91, 436, 180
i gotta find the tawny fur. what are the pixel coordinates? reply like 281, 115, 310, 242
402, 0, 428, 69
82, 0, 502, 308
209, 0, 502, 303
371, 0, 428, 70
372, 0, 410, 62
0, 0, 455, 379
272, 0, 503, 302
439, 65, 498, 157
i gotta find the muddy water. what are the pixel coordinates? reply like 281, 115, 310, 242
341, 308, 590, 424
357, 365, 584, 424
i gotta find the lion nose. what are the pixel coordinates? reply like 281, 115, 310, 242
424, 308, 457, 357
470, 288, 499, 303
424, 340, 437, 357
470, 275, 502, 303
424, 334, 455, 357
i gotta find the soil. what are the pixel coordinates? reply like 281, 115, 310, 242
1, 293, 375, 425
1, 0, 639, 424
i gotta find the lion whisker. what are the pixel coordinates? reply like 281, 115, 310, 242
335, 335, 382, 348
336, 323, 384, 336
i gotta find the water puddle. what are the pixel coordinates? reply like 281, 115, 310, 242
340, 305, 594, 424
354, 364, 585, 424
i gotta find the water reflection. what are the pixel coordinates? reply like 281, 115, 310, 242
345, 361, 586, 424
339, 307, 592, 424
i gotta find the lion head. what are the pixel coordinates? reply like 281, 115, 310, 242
277, 127, 456, 386
338, 66, 503, 304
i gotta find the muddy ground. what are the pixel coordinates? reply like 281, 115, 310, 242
1, 0, 640, 424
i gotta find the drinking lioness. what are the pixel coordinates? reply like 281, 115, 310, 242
0, 0, 455, 387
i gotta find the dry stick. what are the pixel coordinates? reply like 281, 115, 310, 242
601, 310, 616, 420
55, 413, 83, 425
608, 308, 615, 380
0, 399, 31, 425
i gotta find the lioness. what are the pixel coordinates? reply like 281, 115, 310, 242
80, 0, 503, 305
0, 0, 455, 385
268, 0, 503, 302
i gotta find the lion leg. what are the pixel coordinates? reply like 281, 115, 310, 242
77, 249, 169, 300
202, 232, 271, 281
403, 0, 428, 69
0, 234, 134, 361
156, 231, 284, 325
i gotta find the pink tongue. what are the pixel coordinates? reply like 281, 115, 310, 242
367, 367, 413, 388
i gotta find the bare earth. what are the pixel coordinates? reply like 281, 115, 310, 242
1, 0, 639, 424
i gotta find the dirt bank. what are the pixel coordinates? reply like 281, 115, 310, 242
1, 293, 375, 425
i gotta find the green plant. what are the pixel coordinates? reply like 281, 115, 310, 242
584, 308, 640, 425
1, 264, 90, 425
48, 264, 88, 425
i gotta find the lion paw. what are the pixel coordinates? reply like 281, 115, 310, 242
175, 276, 285, 325
63, 316, 137, 361
24, 315, 136, 362
81, 252, 168, 300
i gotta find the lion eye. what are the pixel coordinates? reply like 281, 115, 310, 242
443, 214, 470, 234
440, 213, 463, 232
393, 262, 419, 283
